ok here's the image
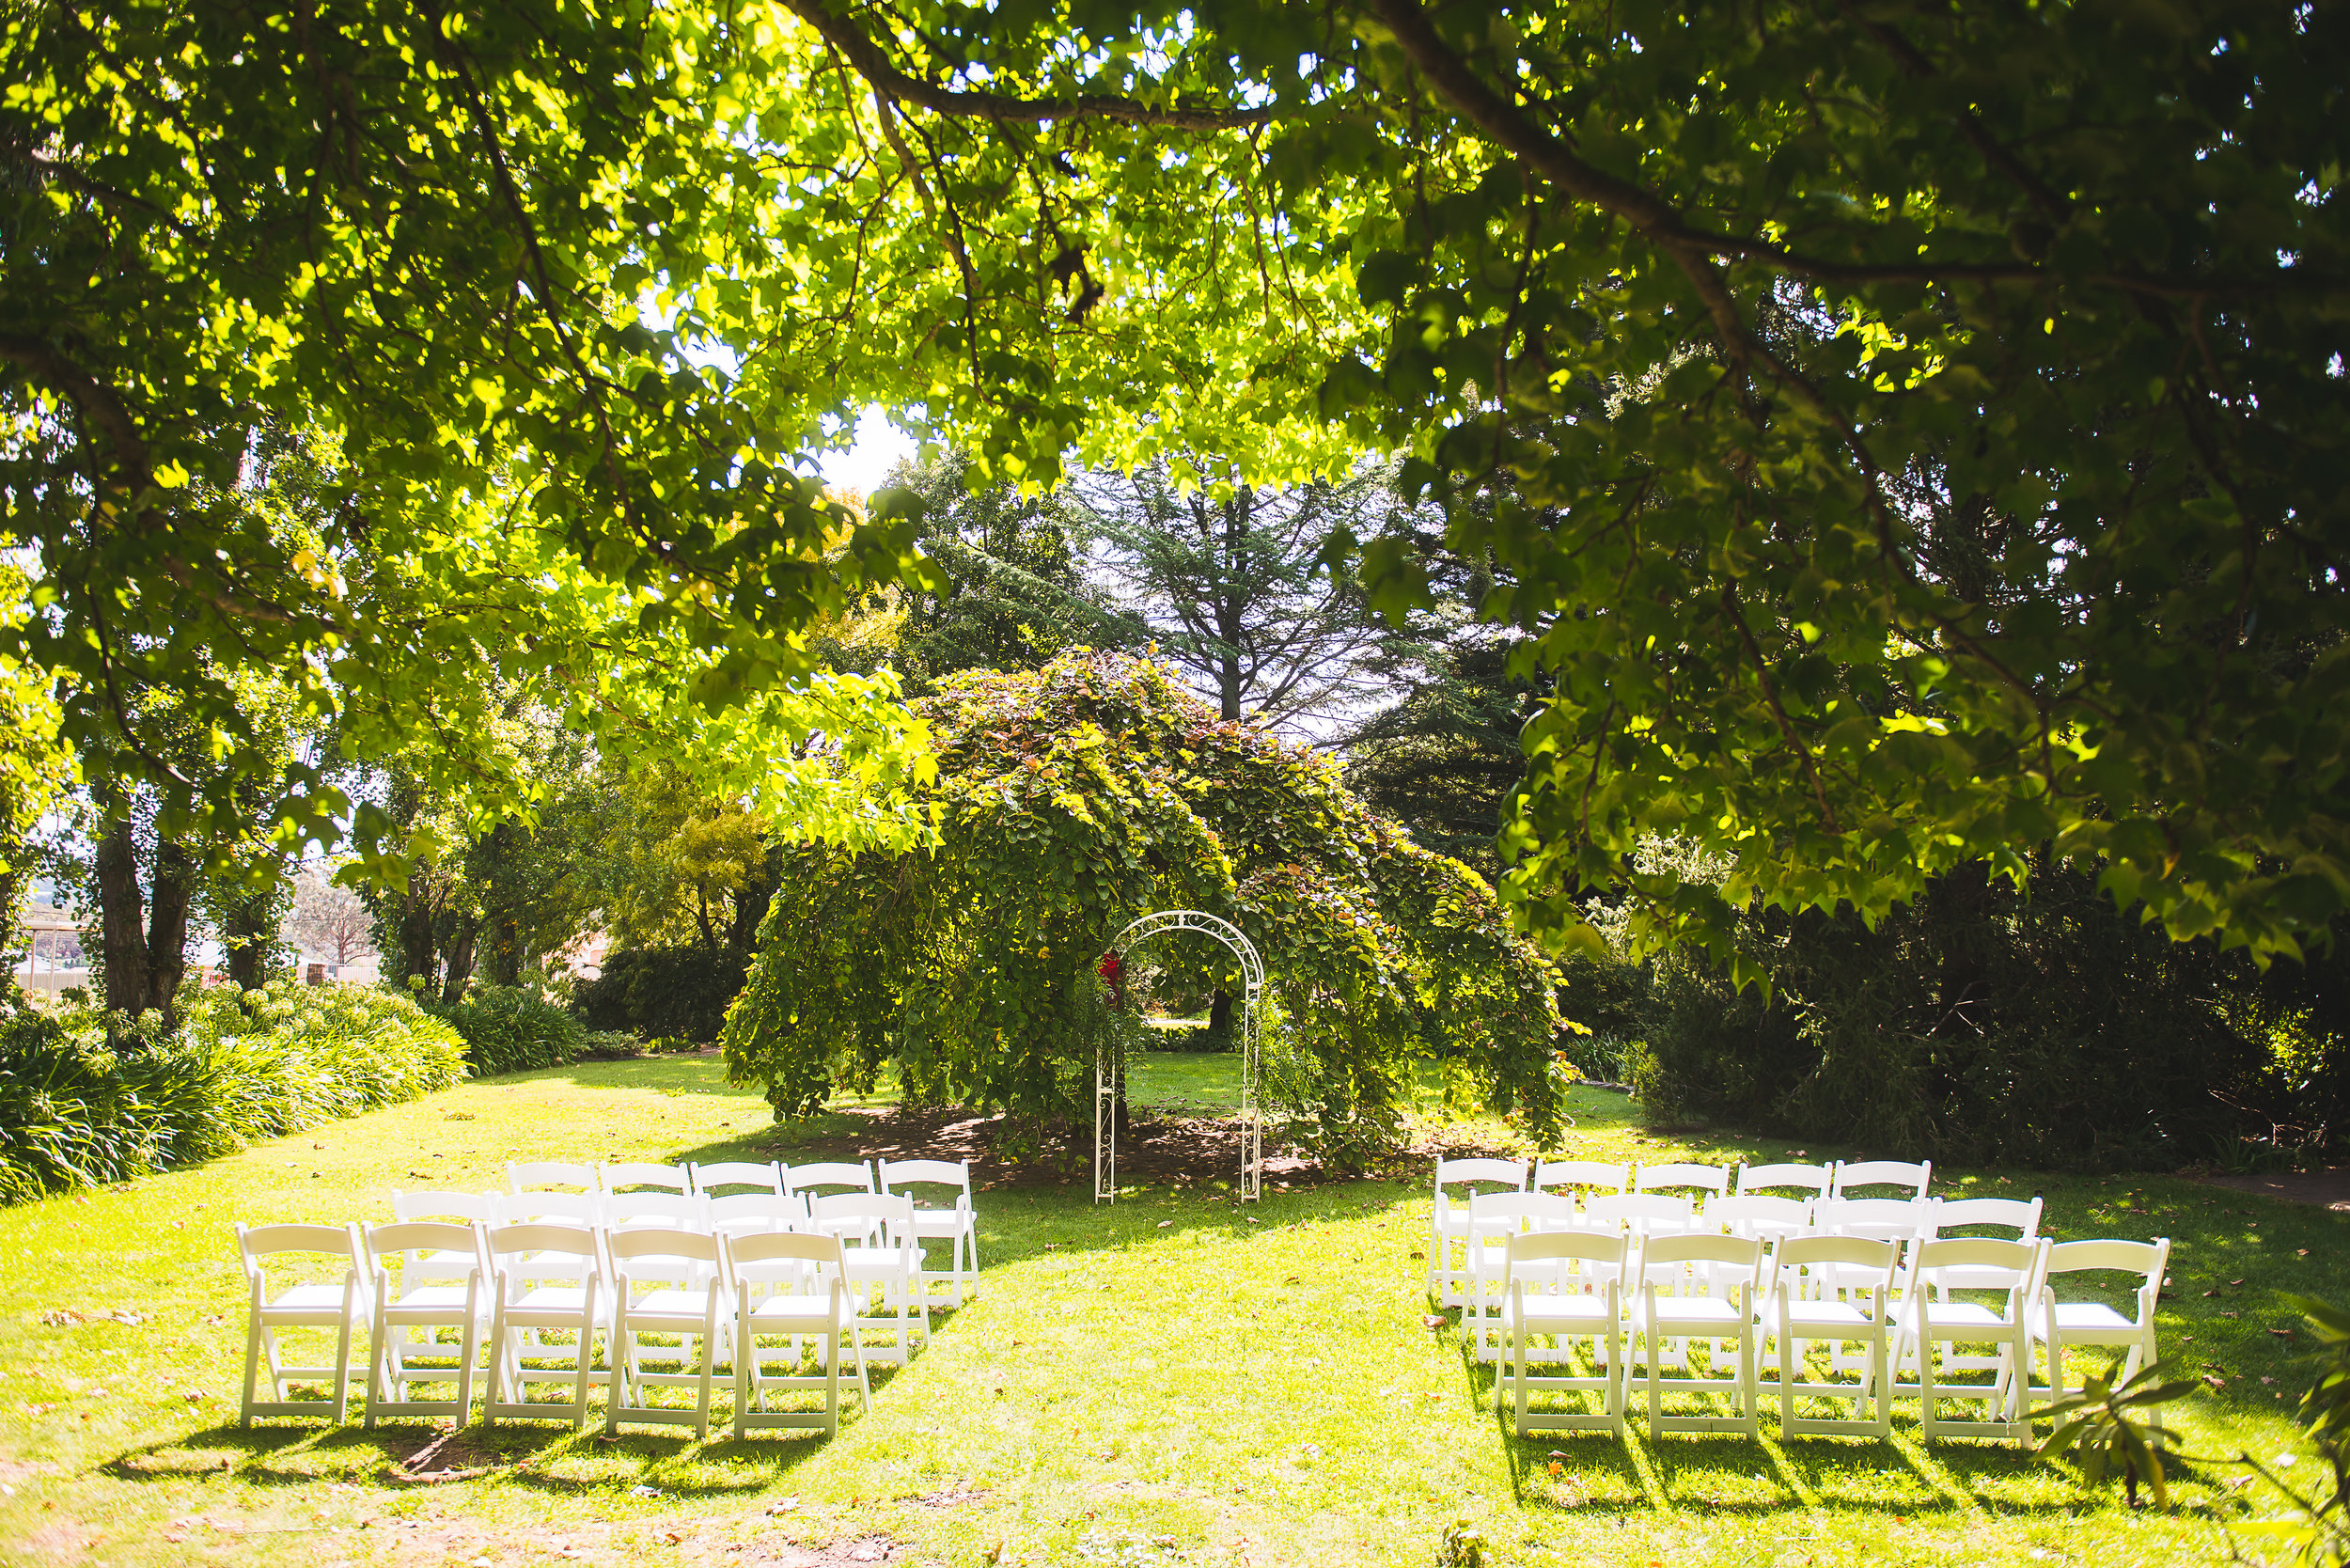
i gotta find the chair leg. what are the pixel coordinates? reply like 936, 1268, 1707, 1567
734, 1314, 753, 1441
364, 1317, 388, 1429
241, 1311, 264, 1427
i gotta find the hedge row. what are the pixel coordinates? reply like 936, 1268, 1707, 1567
0, 980, 466, 1204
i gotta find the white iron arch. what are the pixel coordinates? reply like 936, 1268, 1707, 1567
1096, 910, 1263, 1204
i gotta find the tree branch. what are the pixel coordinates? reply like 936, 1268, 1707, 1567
1719, 584, 1841, 835
782, 0, 1277, 131
0, 335, 152, 487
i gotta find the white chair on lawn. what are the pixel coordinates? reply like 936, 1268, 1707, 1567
1496, 1230, 1629, 1437
389, 1189, 498, 1287
1585, 1192, 1699, 1240
604, 1190, 706, 1233
1832, 1159, 1932, 1199
1429, 1157, 1528, 1307
1634, 1162, 1731, 1201
496, 1188, 603, 1229
1898, 1237, 2044, 1447
810, 1192, 931, 1365
1461, 1190, 1579, 1361
880, 1158, 981, 1308
708, 1191, 807, 1247
363, 1220, 486, 1427
2032, 1237, 2169, 1408
482, 1223, 604, 1428
691, 1160, 787, 1198
726, 1231, 870, 1436
601, 1161, 693, 1198
1768, 1236, 1899, 1438
1533, 1159, 1629, 1200
1706, 1194, 1812, 1247
606, 1229, 728, 1438
1922, 1197, 2046, 1375
785, 1160, 876, 1206
236, 1222, 370, 1425
1736, 1161, 1835, 1200
1816, 1197, 1934, 1246
1637, 1233, 1765, 1436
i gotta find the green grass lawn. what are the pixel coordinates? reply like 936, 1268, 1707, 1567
0, 1051, 2340, 1566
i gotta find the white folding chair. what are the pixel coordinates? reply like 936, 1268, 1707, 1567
1705, 1194, 1812, 1247
1898, 1237, 2044, 1447
601, 1161, 693, 1197
1637, 1234, 1764, 1436
388, 1189, 498, 1287
1532, 1159, 1629, 1199
1922, 1197, 2046, 1373
708, 1191, 807, 1243
482, 1223, 604, 1428
690, 1160, 787, 1198
880, 1158, 980, 1307
1634, 1162, 1731, 1200
1496, 1230, 1628, 1437
1768, 1236, 1898, 1438
363, 1221, 486, 1427
606, 1229, 728, 1437
1832, 1159, 1932, 1199
809, 1192, 930, 1365
496, 1189, 604, 1229
1584, 1192, 1699, 1239
236, 1222, 369, 1424
726, 1231, 870, 1436
2032, 1237, 2169, 1409
1429, 1157, 1528, 1307
509, 1160, 599, 1196
603, 1190, 707, 1232
1816, 1197, 1934, 1246
1736, 1161, 1834, 1200
784, 1161, 877, 1204
1461, 1191, 1580, 1361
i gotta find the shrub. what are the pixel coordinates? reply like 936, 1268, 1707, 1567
0, 980, 466, 1203
1625, 860, 2292, 1169
572, 945, 749, 1044
428, 983, 585, 1076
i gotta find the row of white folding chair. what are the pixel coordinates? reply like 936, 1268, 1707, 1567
402, 1182, 977, 1309
1491, 1227, 2165, 1446
237, 1220, 895, 1437
1459, 1192, 2043, 1353
1429, 1156, 1933, 1305
506, 1156, 980, 1304
391, 1193, 935, 1343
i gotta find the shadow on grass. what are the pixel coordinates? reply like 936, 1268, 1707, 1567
105, 1408, 861, 1496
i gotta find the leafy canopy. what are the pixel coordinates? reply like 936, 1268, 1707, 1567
722, 651, 1570, 1155
698, 0, 2347, 968
3, 2, 940, 870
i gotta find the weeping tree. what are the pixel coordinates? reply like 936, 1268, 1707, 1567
723, 651, 1573, 1163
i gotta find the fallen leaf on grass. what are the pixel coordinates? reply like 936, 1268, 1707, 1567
2298, 1249, 2311, 1258
1408, 1249, 1425, 1260
38, 1309, 82, 1326
1155, 1221, 1172, 1229
2270, 1328, 2298, 1339
1421, 1315, 1447, 1330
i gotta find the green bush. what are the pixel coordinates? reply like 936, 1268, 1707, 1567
572, 945, 749, 1044
0, 980, 466, 1203
427, 983, 585, 1076
1624, 860, 2304, 1170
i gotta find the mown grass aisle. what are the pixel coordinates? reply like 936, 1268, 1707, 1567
0, 1056, 2338, 1566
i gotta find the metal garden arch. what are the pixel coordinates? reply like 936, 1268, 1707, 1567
1096, 910, 1262, 1204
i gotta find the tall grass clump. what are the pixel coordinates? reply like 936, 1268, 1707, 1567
425, 983, 588, 1075
0, 980, 465, 1203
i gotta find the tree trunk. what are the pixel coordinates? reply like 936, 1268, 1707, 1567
143, 837, 195, 1022
219, 882, 278, 993
440, 920, 478, 1003
1207, 988, 1233, 1051
394, 882, 438, 989
93, 813, 149, 1021
483, 913, 523, 986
